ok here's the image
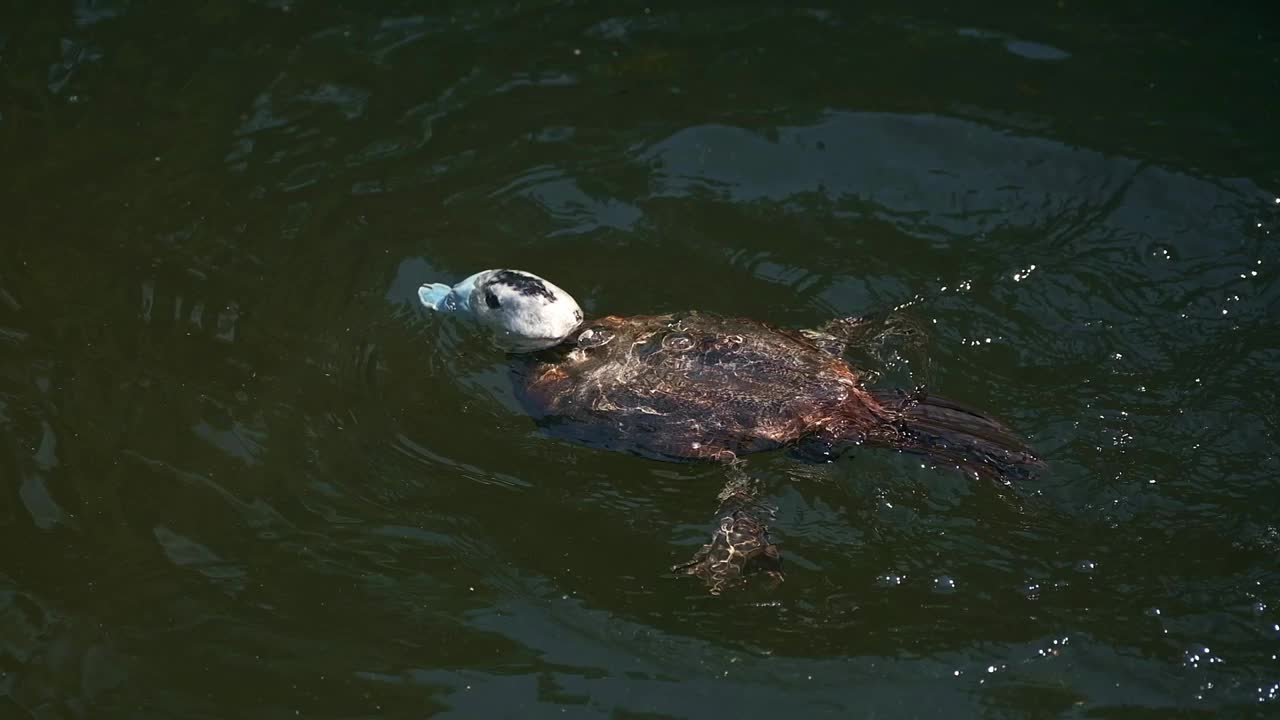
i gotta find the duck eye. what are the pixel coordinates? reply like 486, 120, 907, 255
484, 291, 501, 309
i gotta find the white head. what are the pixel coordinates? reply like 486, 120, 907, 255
418, 269, 584, 352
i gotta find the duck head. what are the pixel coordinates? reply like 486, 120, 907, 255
418, 269, 583, 352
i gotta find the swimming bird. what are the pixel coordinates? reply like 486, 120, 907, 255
419, 269, 1041, 593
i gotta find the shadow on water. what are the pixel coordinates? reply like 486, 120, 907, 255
2, 0, 1279, 717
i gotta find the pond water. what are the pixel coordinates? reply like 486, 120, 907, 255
3, 1, 1279, 717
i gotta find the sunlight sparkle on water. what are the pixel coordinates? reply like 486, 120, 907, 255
1260, 682, 1280, 703
1183, 646, 1224, 668
1035, 637, 1069, 658
877, 572, 905, 587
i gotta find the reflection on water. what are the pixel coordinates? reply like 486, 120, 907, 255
3, 1, 1279, 717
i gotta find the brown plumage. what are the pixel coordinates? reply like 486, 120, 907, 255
515, 311, 1040, 481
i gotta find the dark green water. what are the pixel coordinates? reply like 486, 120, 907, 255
3, 1, 1279, 717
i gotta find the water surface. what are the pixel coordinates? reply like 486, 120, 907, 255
3, 1, 1279, 717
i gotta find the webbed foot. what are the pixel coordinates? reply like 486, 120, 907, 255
673, 473, 783, 595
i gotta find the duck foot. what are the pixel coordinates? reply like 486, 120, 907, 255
672, 478, 783, 595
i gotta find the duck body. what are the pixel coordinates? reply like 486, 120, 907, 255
515, 311, 894, 463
